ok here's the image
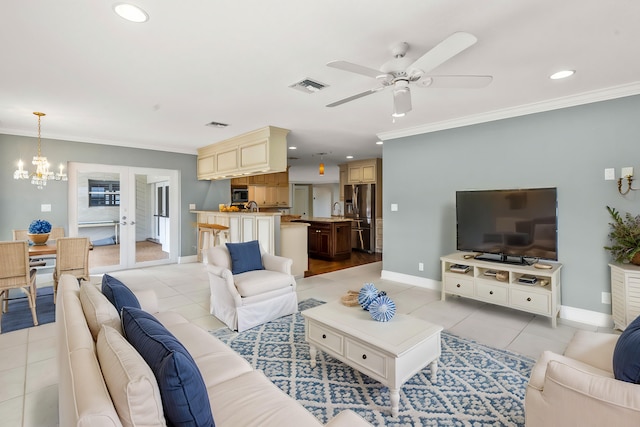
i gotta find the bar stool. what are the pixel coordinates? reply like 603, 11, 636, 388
197, 223, 229, 262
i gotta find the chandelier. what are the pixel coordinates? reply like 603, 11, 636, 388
14, 112, 68, 189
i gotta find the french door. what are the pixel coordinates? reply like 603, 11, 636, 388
68, 162, 180, 273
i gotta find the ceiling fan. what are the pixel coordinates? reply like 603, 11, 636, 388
326, 32, 492, 117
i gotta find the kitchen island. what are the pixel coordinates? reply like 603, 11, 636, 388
192, 210, 281, 259
295, 217, 352, 261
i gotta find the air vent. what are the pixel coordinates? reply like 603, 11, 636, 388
205, 121, 229, 128
289, 78, 328, 94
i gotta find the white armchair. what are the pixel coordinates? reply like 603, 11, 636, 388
206, 244, 298, 332
525, 330, 640, 426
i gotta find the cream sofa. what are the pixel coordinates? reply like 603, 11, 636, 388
56, 274, 371, 427
525, 330, 640, 426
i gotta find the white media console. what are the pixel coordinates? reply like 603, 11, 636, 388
441, 252, 562, 327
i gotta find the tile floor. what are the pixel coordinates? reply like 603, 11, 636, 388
0, 261, 617, 426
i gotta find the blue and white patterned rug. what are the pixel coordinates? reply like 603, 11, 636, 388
211, 299, 534, 426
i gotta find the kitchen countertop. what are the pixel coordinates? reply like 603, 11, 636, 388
294, 217, 355, 223
190, 210, 282, 216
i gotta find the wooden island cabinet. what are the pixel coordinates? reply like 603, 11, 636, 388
296, 218, 352, 261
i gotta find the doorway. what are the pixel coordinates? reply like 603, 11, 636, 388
292, 184, 311, 217
68, 163, 180, 273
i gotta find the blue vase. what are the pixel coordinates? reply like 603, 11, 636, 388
368, 295, 396, 322
358, 283, 378, 311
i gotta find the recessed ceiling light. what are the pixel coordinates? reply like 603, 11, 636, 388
550, 70, 575, 80
288, 146, 297, 150
376, 141, 383, 145
113, 3, 149, 23
346, 155, 354, 159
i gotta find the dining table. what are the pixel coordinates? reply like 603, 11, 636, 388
28, 241, 57, 257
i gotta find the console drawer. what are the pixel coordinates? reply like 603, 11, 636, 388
308, 322, 343, 354
444, 274, 474, 297
475, 281, 508, 304
511, 288, 550, 315
345, 339, 387, 379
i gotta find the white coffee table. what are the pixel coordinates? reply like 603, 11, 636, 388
302, 301, 443, 417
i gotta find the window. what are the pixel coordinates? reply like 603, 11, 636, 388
88, 180, 120, 207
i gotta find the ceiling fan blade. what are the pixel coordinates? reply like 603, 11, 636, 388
326, 87, 384, 107
408, 32, 478, 75
327, 60, 387, 79
417, 75, 493, 89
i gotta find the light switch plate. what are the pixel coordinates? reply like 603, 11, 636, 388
391, 203, 398, 211
622, 166, 634, 178
189, 203, 196, 210
604, 168, 615, 180
41, 204, 51, 212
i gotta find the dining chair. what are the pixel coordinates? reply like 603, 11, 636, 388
53, 237, 90, 303
0, 241, 39, 332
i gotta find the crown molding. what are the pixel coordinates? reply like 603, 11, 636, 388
0, 127, 198, 155
377, 82, 640, 141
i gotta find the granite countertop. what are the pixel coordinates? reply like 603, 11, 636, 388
295, 216, 355, 223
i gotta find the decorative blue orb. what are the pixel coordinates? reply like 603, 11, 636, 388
368, 295, 396, 322
358, 283, 378, 311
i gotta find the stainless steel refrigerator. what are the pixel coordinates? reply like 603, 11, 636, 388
344, 184, 375, 253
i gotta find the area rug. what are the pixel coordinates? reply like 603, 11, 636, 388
1, 286, 55, 334
212, 299, 534, 426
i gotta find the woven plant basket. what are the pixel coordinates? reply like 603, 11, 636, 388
632, 252, 640, 266
340, 290, 360, 307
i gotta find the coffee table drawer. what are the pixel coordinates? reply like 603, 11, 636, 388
346, 339, 387, 379
308, 322, 343, 354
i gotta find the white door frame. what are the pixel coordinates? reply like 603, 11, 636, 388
68, 162, 180, 273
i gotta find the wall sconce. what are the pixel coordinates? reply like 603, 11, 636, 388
618, 167, 638, 195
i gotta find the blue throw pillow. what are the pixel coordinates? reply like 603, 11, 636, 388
613, 314, 640, 383
122, 307, 215, 427
102, 274, 141, 313
226, 240, 264, 275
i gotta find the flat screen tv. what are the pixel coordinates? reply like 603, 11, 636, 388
456, 187, 558, 264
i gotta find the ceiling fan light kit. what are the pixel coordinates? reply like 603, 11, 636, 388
326, 32, 492, 117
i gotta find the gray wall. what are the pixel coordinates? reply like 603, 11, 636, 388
1, 134, 230, 257
382, 94, 640, 314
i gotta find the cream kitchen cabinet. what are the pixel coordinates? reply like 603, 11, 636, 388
197, 126, 289, 180
347, 159, 380, 184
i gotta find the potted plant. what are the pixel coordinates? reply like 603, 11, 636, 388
605, 206, 640, 265
28, 219, 52, 245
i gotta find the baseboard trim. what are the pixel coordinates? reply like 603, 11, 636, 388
381, 270, 442, 291
559, 305, 613, 328
381, 270, 613, 328
179, 255, 198, 264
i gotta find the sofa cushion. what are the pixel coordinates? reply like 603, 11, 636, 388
96, 325, 166, 427
79, 282, 122, 340
613, 315, 640, 383
102, 274, 141, 313
234, 270, 293, 298
121, 306, 215, 427
226, 240, 264, 275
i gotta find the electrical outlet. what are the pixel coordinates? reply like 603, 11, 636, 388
621, 166, 634, 178
41, 204, 51, 212
189, 203, 196, 210
391, 203, 398, 211
418, 262, 424, 271
604, 168, 615, 180
601, 292, 611, 304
